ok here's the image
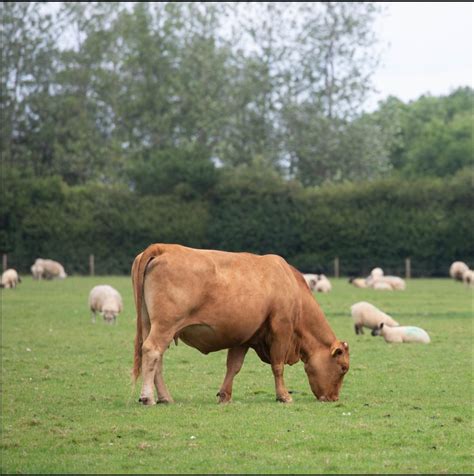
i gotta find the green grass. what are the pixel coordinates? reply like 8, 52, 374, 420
1, 277, 473, 474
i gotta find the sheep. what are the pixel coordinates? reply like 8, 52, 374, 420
350, 301, 399, 335
369, 276, 406, 291
462, 269, 474, 288
88, 285, 123, 324
366, 267, 384, 287
31, 258, 67, 280
371, 322, 430, 344
1, 269, 21, 288
449, 261, 469, 281
303, 273, 318, 291
372, 280, 393, 291
348, 277, 367, 288
315, 274, 332, 293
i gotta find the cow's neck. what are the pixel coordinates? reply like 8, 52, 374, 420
296, 292, 336, 362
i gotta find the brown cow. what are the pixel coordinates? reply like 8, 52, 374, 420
132, 244, 349, 405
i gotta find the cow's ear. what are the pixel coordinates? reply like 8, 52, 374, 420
342, 341, 349, 351
331, 342, 344, 357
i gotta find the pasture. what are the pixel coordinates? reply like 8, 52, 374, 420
1, 276, 472, 474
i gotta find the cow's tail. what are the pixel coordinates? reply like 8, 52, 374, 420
132, 243, 164, 383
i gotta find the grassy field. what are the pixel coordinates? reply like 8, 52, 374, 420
1, 276, 473, 474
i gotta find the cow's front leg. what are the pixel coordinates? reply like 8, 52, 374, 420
269, 321, 293, 403
271, 362, 293, 403
217, 346, 248, 403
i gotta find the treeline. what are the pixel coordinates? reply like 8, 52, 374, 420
3, 168, 473, 276
2, 2, 473, 276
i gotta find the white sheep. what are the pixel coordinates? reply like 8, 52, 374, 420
31, 258, 67, 280
449, 261, 469, 281
370, 267, 384, 279
372, 280, 393, 291
369, 276, 406, 291
303, 274, 318, 291
348, 277, 367, 288
462, 269, 474, 288
315, 274, 332, 293
88, 285, 123, 324
1, 269, 21, 288
350, 301, 399, 335
371, 322, 430, 344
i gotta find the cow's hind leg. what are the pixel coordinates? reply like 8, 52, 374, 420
139, 330, 174, 405
217, 346, 248, 404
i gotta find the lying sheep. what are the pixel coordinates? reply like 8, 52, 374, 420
315, 274, 332, 293
370, 267, 384, 279
88, 285, 123, 324
350, 301, 399, 335
371, 322, 430, 344
1, 269, 21, 288
462, 269, 474, 288
372, 280, 393, 291
449, 261, 469, 281
348, 277, 367, 288
369, 276, 406, 291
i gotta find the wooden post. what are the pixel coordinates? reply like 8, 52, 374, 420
405, 258, 411, 279
334, 257, 340, 278
89, 254, 95, 276
2, 254, 7, 271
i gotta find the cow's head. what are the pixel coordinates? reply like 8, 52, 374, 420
304, 340, 349, 402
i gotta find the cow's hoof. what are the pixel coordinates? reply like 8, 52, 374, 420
216, 390, 231, 404
156, 397, 173, 404
138, 396, 154, 405
276, 394, 293, 403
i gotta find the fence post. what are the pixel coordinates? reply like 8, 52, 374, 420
334, 257, 340, 278
89, 254, 95, 276
405, 258, 411, 279
2, 254, 7, 271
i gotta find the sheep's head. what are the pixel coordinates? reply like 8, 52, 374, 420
371, 322, 384, 336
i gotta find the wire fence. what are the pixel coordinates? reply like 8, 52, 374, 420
3, 253, 463, 279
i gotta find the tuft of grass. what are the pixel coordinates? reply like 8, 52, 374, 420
1, 277, 473, 474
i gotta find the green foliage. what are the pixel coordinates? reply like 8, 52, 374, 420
2, 277, 472, 473
376, 88, 474, 178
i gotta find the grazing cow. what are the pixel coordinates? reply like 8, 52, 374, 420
132, 244, 350, 405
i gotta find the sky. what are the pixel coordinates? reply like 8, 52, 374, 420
366, 2, 473, 110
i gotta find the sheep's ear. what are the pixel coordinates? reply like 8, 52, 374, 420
379, 322, 384, 329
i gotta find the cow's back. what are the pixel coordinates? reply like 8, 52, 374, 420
141, 245, 302, 353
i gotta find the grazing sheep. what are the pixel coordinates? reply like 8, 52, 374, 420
462, 269, 474, 288
1, 269, 21, 288
88, 285, 123, 324
371, 322, 430, 344
348, 277, 367, 288
315, 274, 332, 293
303, 273, 318, 291
31, 259, 45, 280
31, 258, 67, 280
350, 301, 399, 335
449, 261, 469, 281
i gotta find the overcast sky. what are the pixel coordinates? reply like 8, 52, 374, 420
366, 2, 472, 110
